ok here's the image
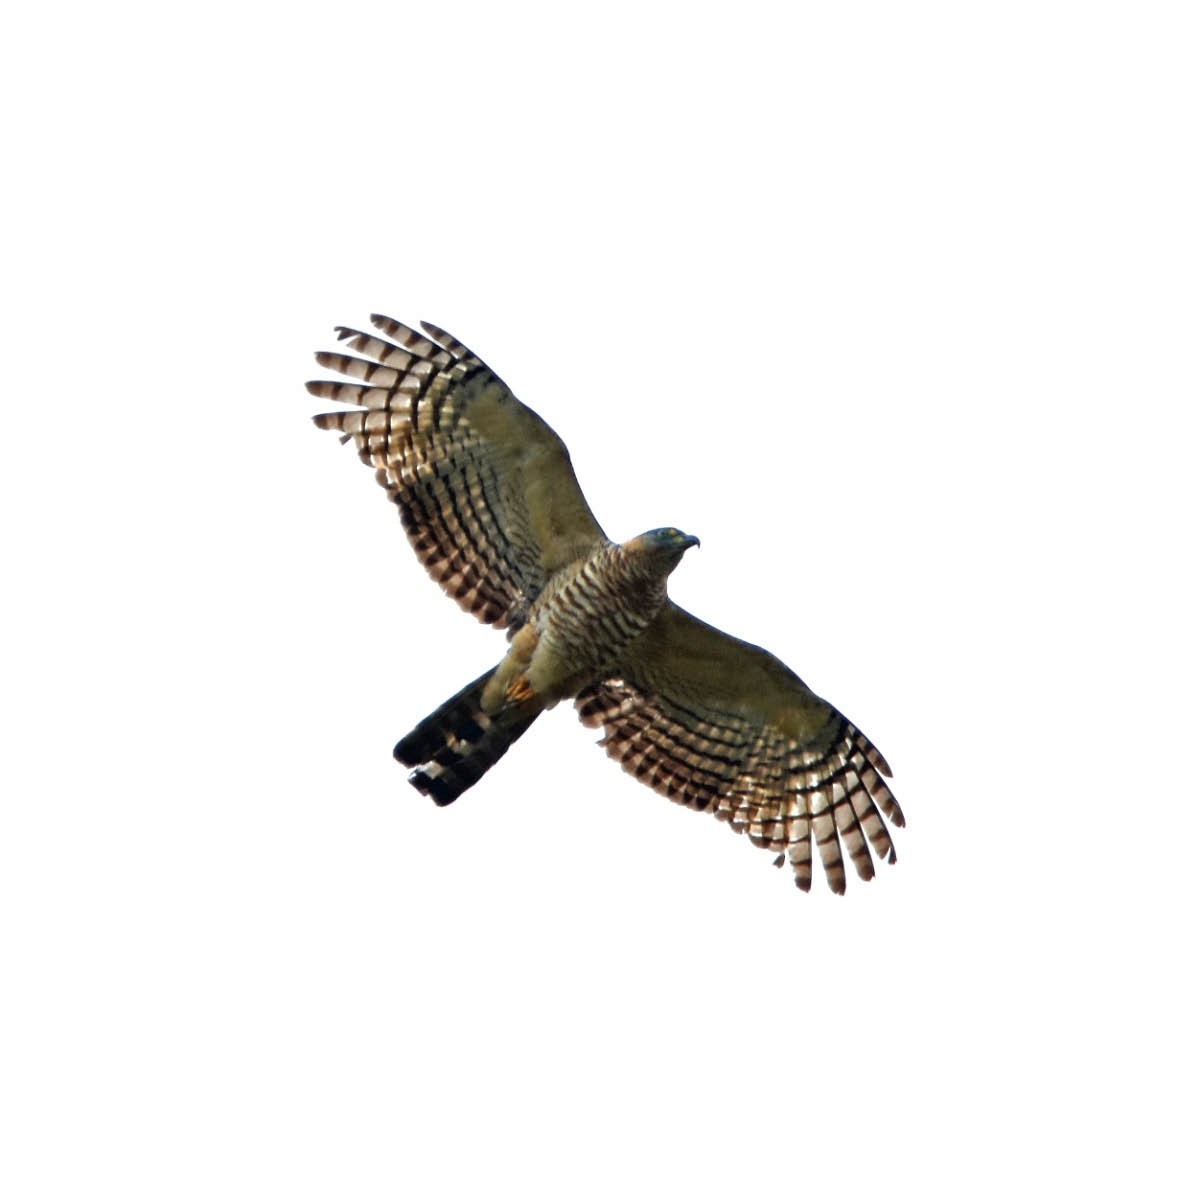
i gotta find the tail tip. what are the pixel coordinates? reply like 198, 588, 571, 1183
408, 767, 457, 807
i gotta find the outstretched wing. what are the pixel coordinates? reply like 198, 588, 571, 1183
575, 604, 903, 893
309, 315, 606, 630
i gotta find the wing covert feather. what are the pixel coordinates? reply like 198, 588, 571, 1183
309, 316, 605, 629
576, 604, 903, 893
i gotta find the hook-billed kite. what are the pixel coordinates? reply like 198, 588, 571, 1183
309, 315, 903, 892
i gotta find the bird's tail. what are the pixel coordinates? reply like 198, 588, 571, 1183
394, 670, 541, 806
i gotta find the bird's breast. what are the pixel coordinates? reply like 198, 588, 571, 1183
535, 548, 665, 674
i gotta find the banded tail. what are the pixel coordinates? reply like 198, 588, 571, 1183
395, 670, 541, 806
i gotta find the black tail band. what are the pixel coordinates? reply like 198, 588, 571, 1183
395, 669, 540, 806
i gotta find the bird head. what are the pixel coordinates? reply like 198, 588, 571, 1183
629, 527, 701, 572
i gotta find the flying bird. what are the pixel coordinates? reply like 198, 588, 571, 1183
308, 315, 903, 893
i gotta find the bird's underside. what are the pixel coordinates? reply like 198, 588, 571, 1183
309, 314, 904, 893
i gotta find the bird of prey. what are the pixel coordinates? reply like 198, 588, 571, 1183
308, 315, 903, 893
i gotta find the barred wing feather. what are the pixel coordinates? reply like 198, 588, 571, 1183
576, 604, 903, 893
308, 315, 606, 630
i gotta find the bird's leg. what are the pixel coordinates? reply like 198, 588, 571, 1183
481, 623, 541, 712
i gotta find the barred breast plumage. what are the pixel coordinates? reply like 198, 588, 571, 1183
533, 540, 672, 683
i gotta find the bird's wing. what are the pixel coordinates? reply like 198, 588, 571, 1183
309, 316, 606, 630
575, 603, 903, 893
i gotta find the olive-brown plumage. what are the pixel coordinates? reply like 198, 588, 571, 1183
309, 315, 903, 893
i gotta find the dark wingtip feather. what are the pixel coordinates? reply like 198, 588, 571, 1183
311, 414, 354, 445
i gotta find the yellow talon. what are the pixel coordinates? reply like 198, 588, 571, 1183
505, 675, 537, 704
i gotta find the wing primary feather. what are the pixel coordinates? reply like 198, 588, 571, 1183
370, 314, 453, 363
314, 350, 404, 387
420, 320, 475, 360
334, 325, 447, 370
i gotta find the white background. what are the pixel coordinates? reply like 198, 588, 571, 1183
3, 2, 1197, 1197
